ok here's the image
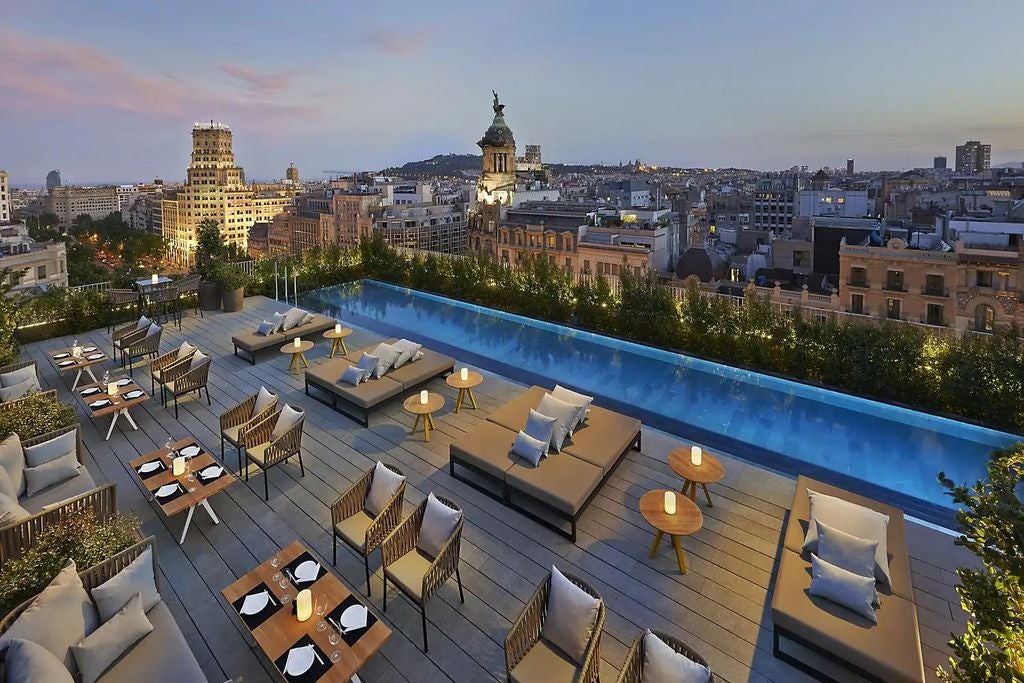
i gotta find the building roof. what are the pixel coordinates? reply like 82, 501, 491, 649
674, 246, 726, 282
478, 111, 515, 149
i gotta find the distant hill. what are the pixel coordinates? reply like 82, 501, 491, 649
993, 162, 1024, 169
381, 154, 481, 178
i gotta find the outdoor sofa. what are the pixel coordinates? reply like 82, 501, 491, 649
231, 307, 336, 364
0, 536, 206, 683
0, 360, 42, 404
305, 339, 454, 426
770, 475, 925, 683
449, 385, 641, 542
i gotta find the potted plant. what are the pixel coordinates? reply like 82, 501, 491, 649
194, 219, 225, 311
216, 262, 248, 313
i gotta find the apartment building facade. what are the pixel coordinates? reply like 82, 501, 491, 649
47, 185, 120, 227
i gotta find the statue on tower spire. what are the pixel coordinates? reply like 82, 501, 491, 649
492, 90, 504, 115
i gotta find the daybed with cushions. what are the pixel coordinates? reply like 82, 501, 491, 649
305, 338, 454, 426
449, 385, 641, 542
0, 536, 205, 683
0, 425, 110, 556
231, 306, 336, 364
0, 361, 42, 404
770, 475, 925, 683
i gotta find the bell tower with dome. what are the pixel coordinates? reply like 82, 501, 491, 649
471, 91, 516, 252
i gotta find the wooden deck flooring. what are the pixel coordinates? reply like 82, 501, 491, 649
21, 295, 972, 683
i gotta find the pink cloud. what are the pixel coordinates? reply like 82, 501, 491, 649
0, 28, 321, 130
219, 64, 296, 93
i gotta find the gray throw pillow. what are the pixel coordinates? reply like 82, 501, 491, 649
369, 343, 400, 378
0, 492, 30, 526
802, 489, 891, 588
24, 453, 80, 497
176, 341, 196, 359
364, 461, 405, 517
90, 548, 161, 622
340, 365, 365, 386
391, 339, 422, 368
24, 430, 77, 468
550, 385, 592, 434
300, 312, 316, 326
71, 594, 154, 683
271, 405, 303, 440
356, 353, 378, 378
251, 386, 276, 419
535, 393, 578, 453
255, 320, 275, 336
0, 377, 38, 402
541, 566, 601, 664
0, 465, 16, 499
282, 307, 305, 331
816, 519, 878, 582
1, 638, 75, 683
188, 350, 209, 371
524, 409, 557, 451
416, 493, 462, 558
1, 559, 99, 673
642, 630, 710, 683
0, 433, 25, 497
135, 315, 150, 331
0, 364, 36, 388
144, 322, 160, 338
809, 554, 878, 623
271, 311, 286, 333
512, 430, 547, 467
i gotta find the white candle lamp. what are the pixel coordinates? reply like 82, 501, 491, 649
72, 345, 82, 358
691, 446, 702, 467
172, 456, 186, 477
293, 337, 301, 348
334, 323, 342, 334
664, 490, 676, 515
460, 367, 469, 381
419, 389, 429, 405
106, 381, 118, 396
151, 273, 158, 285
295, 589, 312, 622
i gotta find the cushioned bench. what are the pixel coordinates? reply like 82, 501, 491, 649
304, 340, 454, 426
231, 311, 337, 364
449, 385, 641, 542
771, 475, 925, 683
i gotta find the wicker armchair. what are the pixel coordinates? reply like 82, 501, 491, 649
175, 274, 202, 319
240, 408, 305, 500
120, 325, 161, 376
616, 630, 713, 683
381, 495, 464, 652
504, 571, 605, 683
105, 288, 141, 332
149, 345, 195, 396
147, 282, 180, 329
330, 463, 406, 595
111, 319, 147, 364
0, 484, 117, 565
219, 390, 279, 476
0, 360, 40, 404
161, 353, 211, 418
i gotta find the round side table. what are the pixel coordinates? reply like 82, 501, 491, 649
668, 448, 725, 507
445, 370, 483, 413
403, 392, 444, 442
280, 340, 314, 374
323, 327, 353, 358
639, 489, 703, 574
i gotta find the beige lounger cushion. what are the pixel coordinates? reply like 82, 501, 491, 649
306, 358, 404, 409
785, 476, 912, 600
487, 386, 547, 431
232, 314, 335, 352
386, 349, 454, 389
772, 548, 924, 683
506, 453, 602, 515
449, 422, 519, 479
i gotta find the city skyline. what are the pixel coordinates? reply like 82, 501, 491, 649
2, 0, 1024, 185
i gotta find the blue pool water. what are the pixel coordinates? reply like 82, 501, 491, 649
299, 279, 1019, 522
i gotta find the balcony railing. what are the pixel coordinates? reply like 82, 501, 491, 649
847, 279, 868, 288
883, 283, 907, 292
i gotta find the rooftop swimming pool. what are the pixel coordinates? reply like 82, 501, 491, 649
299, 279, 1019, 523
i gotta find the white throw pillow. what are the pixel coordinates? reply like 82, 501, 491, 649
369, 343, 401, 378
809, 554, 878, 623
271, 312, 286, 333
300, 312, 316, 326
0, 466, 16, 499
0, 433, 25, 497
271, 405, 303, 440
135, 316, 150, 330
0, 364, 37, 388
535, 393, 578, 453
0, 492, 30, 526
282, 307, 305, 331
523, 409, 557, 451
550, 385, 592, 433
816, 519, 878, 582
541, 566, 601, 664
251, 386, 276, 419
391, 339, 423, 368
144, 322, 160, 338
188, 350, 209, 371
340, 365, 365, 386
364, 461, 405, 517
416, 493, 462, 558
24, 430, 77, 468
642, 630, 710, 683
177, 341, 196, 359
512, 430, 548, 467
802, 489, 892, 588
356, 353, 378, 379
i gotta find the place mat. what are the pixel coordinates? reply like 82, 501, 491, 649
122, 389, 145, 400
88, 398, 114, 411
282, 551, 326, 588
326, 594, 378, 647
273, 635, 331, 683
135, 459, 166, 480
231, 581, 282, 631
197, 464, 227, 485
152, 481, 187, 506
175, 442, 204, 460
115, 378, 132, 386
82, 346, 98, 353
80, 387, 102, 397
86, 352, 104, 360
52, 352, 70, 360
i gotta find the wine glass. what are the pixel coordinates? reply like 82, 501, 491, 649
270, 552, 282, 582
278, 576, 291, 604
328, 623, 342, 662
315, 595, 327, 632
185, 460, 196, 491
164, 437, 175, 458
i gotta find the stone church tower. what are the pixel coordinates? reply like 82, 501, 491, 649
470, 91, 516, 254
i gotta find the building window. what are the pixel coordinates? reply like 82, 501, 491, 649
793, 251, 808, 268
36, 265, 46, 280
850, 267, 866, 287
850, 293, 864, 315
926, 303, 944, 326
886, 298, 901, 320
976, 270, 993, 288
925, 274, 944, 296
885, 270, 904, 292
583, 260, 590, 273
975, 303, 995, 332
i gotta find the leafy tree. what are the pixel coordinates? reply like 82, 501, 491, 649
0, 269, 19, 365
194, 219, 226, 281
938, 447, 1024, 681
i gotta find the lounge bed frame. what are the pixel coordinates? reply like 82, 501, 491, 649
231, 312, 337, 364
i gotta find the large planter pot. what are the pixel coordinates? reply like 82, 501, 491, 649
221, 287, 244, 313
199, 281, 221, 311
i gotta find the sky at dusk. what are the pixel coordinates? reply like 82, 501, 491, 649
2, 0, 1023, 186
